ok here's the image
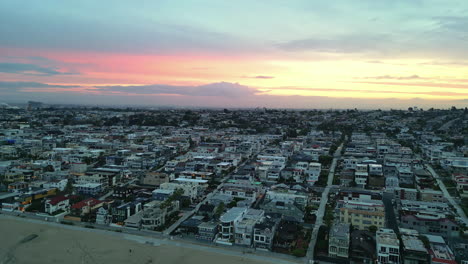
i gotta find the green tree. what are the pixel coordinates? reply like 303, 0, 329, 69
319, 155, 333, 167
215, 202, 225, 217
368, 225, 378, 233
43, 165, 55, 172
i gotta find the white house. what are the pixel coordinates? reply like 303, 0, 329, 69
45, 195, 70, 214
43, 179, 68, 192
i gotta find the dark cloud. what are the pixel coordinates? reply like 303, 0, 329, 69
0, 62, 77, 76
0, 8, 248, 55
96, 82, 258, 97
0, 81, 79, 90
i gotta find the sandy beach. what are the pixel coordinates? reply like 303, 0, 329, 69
0, 216, 278, 264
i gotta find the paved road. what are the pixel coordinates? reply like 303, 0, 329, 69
438, 117, 459, 131
426, 164, 468, 226
306, 143, 343, 263
382, 191, 398, 232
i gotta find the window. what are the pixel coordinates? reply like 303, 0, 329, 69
380, 247, 387, 253
389, 255, 399, 262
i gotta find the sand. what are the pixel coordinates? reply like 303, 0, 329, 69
0, 217, 277, 264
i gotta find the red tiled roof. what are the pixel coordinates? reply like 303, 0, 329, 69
71, 198, 103, 209
47, 195, 69, 206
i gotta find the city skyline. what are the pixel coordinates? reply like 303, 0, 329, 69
1, 1, 468, 108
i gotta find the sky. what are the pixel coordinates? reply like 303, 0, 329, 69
1, 0, 468, 109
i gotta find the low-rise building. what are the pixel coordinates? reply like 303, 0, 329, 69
376, 228, 400, 264
350, 230, 376, 264
400, 229, 430, 264
140, 172, 169, 186
328, 223, 350, 258
196, 221, 218, 241
253, 215, 280, 251
217, 207, 248, 245
419, 189, 445, 203
394, 187, 418, 201
44, 195, 70, 214
400, 211, 459, 238
426, 235, 457, 264
74, 183, 103, 196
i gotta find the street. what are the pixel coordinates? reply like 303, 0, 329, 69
426, 164, 468, 226
305, 143, 343, 264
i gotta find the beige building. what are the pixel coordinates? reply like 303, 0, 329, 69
141, 172, 169, 186
338, 200, 385, 230
420, 189, 445, 203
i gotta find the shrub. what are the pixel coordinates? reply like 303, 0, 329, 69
292, 248, 306, 257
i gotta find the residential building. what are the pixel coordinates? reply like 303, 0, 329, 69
426, 235, 457, 264
70, 198, 104, 216
253, 215, 280, 251
400, 229, 430, 264
328, 223, 350, 258
400, 211, 459, 238
338, 200, 385, 230
234, 209, 264, 246
398, 167, 414, 186
306, 162, 321, 185
140, 200, 179, 230
394, 187, 418, 201
376, 228, 400, 264
140, 172, 169, 186
419, 189, 445, 203
196, 221, 218, 241
95, 207, 111, 225
44, 195, 70, 214
74, 183, 103, 196
43, 179, 68, 191
217, 207, 248, 245
350, 230, 376, 264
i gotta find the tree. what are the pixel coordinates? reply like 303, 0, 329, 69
319, 155, 333, 167
63, 179, 74, 194
368, 225, 378, 233
215, 202, 225, 217
43, 165, 55, 172
292, 248, 306, 257
160, 188, 184, 209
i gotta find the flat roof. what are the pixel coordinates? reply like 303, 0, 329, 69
175, 178, 208, 183
402, 235, 427, 252
0, 192, 18, 200
220, 207, 247, 222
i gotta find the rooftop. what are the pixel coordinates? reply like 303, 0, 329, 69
330, 223, 350, 238
220, 207, 247, 222
376, 228, 399, 247
402, 235, 427, 253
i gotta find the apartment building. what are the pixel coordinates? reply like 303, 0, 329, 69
329, 223, 350, 258
338, 200, 385, 230
376, 228, 400, 264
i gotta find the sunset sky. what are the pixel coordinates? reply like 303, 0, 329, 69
1, 0, 467, 109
